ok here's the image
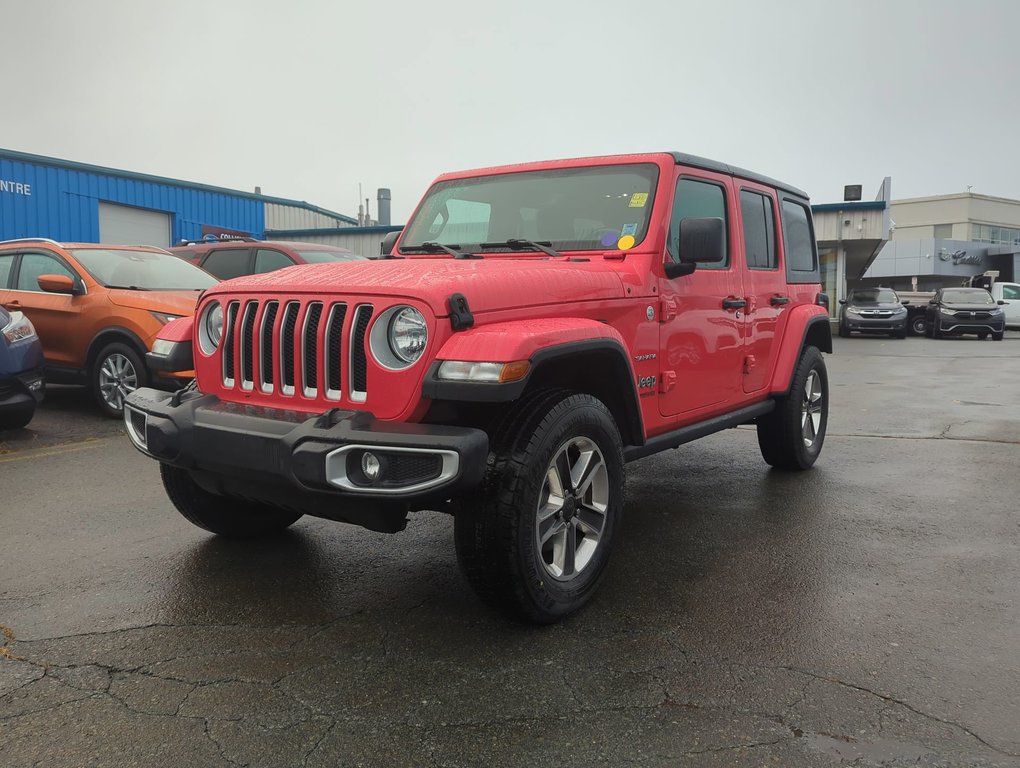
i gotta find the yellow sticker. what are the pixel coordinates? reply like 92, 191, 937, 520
617, 234, 636, 250
628, 193, 649, 208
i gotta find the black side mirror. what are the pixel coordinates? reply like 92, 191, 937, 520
998, 300, 1007, 305
928, 298, 938, 304
838, 299, 847, 305
664, 217, 724, 279
901, 299, 910, 305
380, 230, 401, 258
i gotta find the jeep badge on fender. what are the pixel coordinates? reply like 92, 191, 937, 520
126, 152, 831, 624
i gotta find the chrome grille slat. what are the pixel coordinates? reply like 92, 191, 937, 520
259, 301, 280, 393
239, 301, 258, 391
325, 302, 348, 400
302, 302, 323, 397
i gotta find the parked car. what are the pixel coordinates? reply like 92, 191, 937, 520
169, 238, 367, 280
0, 306, 45, 430
838, 287, 908, 338
924, 287, 1006, 340
126, 151, 831, 624
0, 238, 217, 417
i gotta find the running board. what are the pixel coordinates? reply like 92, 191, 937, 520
623, 401, 775, 462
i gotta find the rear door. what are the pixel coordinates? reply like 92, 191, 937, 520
737, 184, 785, 393
658, 170, 745, 418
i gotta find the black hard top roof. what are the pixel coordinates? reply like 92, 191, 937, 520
671, 152, 809, 200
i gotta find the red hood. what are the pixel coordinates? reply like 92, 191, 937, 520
106, 289, 202, 315
205, 258, 627, 315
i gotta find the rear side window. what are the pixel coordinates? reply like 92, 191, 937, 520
254, 249, 294, 274
670, 177, 728, 269
739, 190, 777, 269
780, 199, 819, 282
201, 248, 251, 280
1002, 284, 1020, 300
0, 254, 14, 287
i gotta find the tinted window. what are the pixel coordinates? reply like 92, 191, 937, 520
670, 178, 728, 268
201, 248, 251, 280
16, 252, 75, 291
254, 249, 294, 274
781, 199, 816, 272
0, 254, 14, 287
739, 190, 776, 269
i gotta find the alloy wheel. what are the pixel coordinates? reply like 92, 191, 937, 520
801, 370, 824, 447
98, 353, 138, 412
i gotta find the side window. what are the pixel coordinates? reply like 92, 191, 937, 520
254, 249, 295, 274
739, 190, 777, 270
1001, 284, 1020, 300
0, 254, 15, 288
669, 177, 728, 269
16, 252, 75, 292
200, 248, 251, 280
780, 199, 818, 279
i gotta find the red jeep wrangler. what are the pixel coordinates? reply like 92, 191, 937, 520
125, 153, 831, 623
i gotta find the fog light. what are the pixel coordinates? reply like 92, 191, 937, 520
362, 451, 381, 482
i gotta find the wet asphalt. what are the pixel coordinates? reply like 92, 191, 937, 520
1, 333, 1019, 767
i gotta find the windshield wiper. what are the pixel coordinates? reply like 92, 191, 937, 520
106, 284, 150, 291
480, 239, 560, 258
402, 241, 478, 259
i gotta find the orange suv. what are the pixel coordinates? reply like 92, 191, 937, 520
0, 238, 217, 417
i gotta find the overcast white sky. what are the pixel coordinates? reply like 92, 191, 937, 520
3, 0, 1019, 223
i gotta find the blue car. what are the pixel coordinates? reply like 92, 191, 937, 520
0, 306, 45, 430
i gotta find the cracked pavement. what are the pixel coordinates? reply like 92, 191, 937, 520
2, 335, 1019, 766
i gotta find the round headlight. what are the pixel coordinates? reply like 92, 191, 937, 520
388, 307, 427, 364
198, 302, 224, 355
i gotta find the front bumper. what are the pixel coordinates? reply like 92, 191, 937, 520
936, 317, 1005, 334
0, 368, 45, 413
124, 387, 488, 532
843, 314, 908, 332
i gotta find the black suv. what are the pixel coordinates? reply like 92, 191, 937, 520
838, 287, 908, 338
925, 287, 1006, 340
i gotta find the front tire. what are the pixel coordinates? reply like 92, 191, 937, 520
992, 331, 1004, 341
92, 342, 146, 418
756, 346, 828, 471
160, 464, 303, 537
454, 391, 624, 624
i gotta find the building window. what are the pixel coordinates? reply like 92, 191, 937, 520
972, 223, 1020, 245
934, 224, 952, 239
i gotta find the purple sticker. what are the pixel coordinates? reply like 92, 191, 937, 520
600, 230, 620, 247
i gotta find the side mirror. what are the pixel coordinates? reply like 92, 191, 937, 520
928, 298, 938, 305
998, 300, 1008, 305
901, 299, 910, 305
838, 299, 847, 305
664, 217, 724, 279
37, 274, 77, 295
380, 230, 401, 258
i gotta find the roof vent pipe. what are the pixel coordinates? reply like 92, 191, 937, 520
377, 188, 391, 226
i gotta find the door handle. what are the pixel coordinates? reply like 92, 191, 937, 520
722, 297, 747, 310
770, 295, 790, 306
3, 301, 21, 309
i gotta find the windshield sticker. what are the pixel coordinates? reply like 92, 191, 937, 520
616, 234, 636, 250
600, 230, 620, 247
628, 193, 649, 208
621, 223, 638, 236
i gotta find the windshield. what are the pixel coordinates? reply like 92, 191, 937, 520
401, 164, 659, 253
850, 288, 898, 304
943, 288, 994, 304
71, 248, 218, 290
295, 249, 366, 264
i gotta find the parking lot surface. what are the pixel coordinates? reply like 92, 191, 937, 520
2, 334, 1019, 767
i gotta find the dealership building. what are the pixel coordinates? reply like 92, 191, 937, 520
0, 148, 399, 258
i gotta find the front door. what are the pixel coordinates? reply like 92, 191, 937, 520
658, 171, 746, 418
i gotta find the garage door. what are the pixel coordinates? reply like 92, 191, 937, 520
98, 202, 171, 247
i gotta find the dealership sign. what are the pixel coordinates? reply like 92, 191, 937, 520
939, 249, 983, 266
0, 178, 32, 196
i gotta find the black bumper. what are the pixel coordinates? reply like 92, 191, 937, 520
936, 318, 1006, 334
0, 368, 45, 412
843, 316, 908, 332
124, 387, 488, 532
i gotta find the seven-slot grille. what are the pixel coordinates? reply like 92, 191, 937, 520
215, 299, 373, 402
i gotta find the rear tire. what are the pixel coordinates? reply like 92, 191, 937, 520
160, 464, 302, 537
454, 390, 624, 624
91, 342, 147, 418
910, 315, 927, 336
756, 346, 828, 471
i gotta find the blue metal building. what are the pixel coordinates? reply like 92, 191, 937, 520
0, 148, 356, 247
